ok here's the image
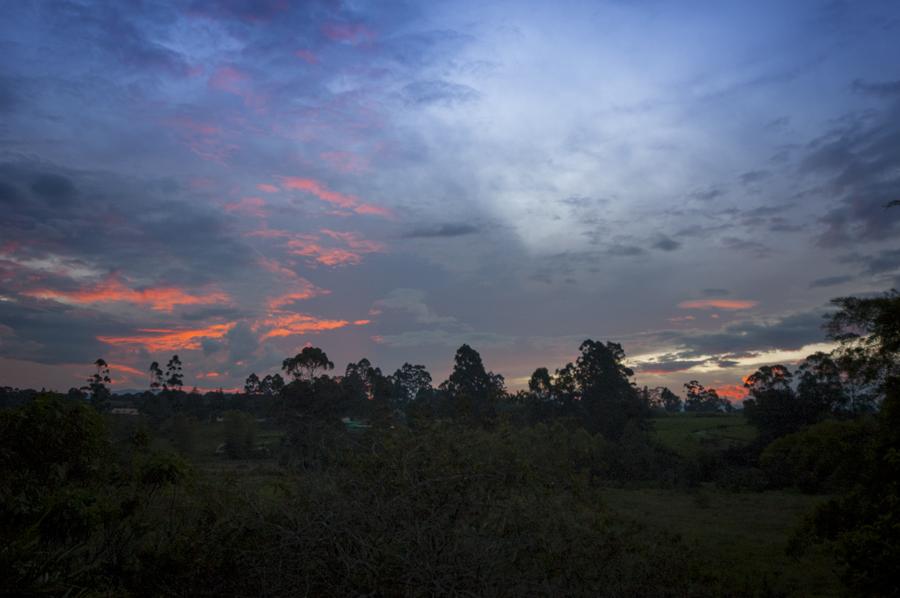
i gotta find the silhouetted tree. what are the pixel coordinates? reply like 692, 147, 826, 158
528, 367, 553, 401
440, 344, 504, 424
796, 352, 846, 416
282, 347, 334, 381
574, 340, 646, 439
148, 361, 163, 391
244, 372, 261, 395
165, 355, 184, 391
82, 358, 111, 412
391, 363, 432, 405
743, 365, 799, 439
645, 386, 682, 413
683, 380, 727, 413
260, 373, 285, 397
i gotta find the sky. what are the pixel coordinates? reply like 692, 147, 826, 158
1, 0, 899, 400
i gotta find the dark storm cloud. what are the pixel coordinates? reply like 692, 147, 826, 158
0, 158, 254, 281
0, 78, 17, 113
0, 299, 126, 364
651, 235, 681, 251
721, 237, 772, 258
800, 99, 900, 246
606, 244, 646, 257
739, 170, 770, 185
187, 0, 293, 23
635, 356, 707, 373
35, 1, 190, 77
657, 309, 829, 361
402, 223, 480, 238
852, 78, 900, 97
31, 173, 77, 203
402, 80, 480, 106
690, 187, 725, 201
840, 249, 900, 276
765, 116, 790, 131
809, 275, 854, 288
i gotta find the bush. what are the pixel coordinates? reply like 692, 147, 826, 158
760, 419, 874, 492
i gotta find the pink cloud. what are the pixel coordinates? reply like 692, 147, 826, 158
678, 299, 758, 310
278, 176, 391, 217
280, 176, 357, 209
295, 49, 318, 64
208, 65, 266, 110
257, 183, 279, 193
166, 117, 237, 163
322, 23, 376, 45
224, 196, 267, 218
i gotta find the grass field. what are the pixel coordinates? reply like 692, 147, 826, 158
651, 412, 757, 456
603, 487, 839, 596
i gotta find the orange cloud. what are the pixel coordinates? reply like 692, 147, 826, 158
713, 384, 749, 402
108, 363, 145, 377
286, 229, 384, 267
278, 176, 391, 217
98, 323, 236, 351
678, 299, 758, 310
258, 257, 328, 308
268, 291, 320, 309
256, 314, 351, 340
25, 277, 230, 312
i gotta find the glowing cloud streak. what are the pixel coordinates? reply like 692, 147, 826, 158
98, 323, 236, 351
25, 277, 230, 312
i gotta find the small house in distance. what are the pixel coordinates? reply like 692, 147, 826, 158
110, 407, 139, 416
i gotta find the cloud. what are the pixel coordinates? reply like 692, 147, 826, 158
801, 102, 900, 246
851, 78, 900, 97
279, 176, 392, 217
254, 313, 361, 340
678, 299, 758, 310
372, 289, 455, 325
402, 223, 480, 238
721, 237, 772, 258
659, 309, 829, 360
31, 174, 77, 203
690, 187, 725, 201
98, 323, 237, 352
808, 274, 854, 288
23, 276, 231, 312
402, 80, 480, 106
739, 170, 770, 185
651, 235, 681, 251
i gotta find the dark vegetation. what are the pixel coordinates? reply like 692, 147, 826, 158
1, 290, 899, 596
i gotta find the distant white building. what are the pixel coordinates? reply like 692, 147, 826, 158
110, 407, 140, 416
